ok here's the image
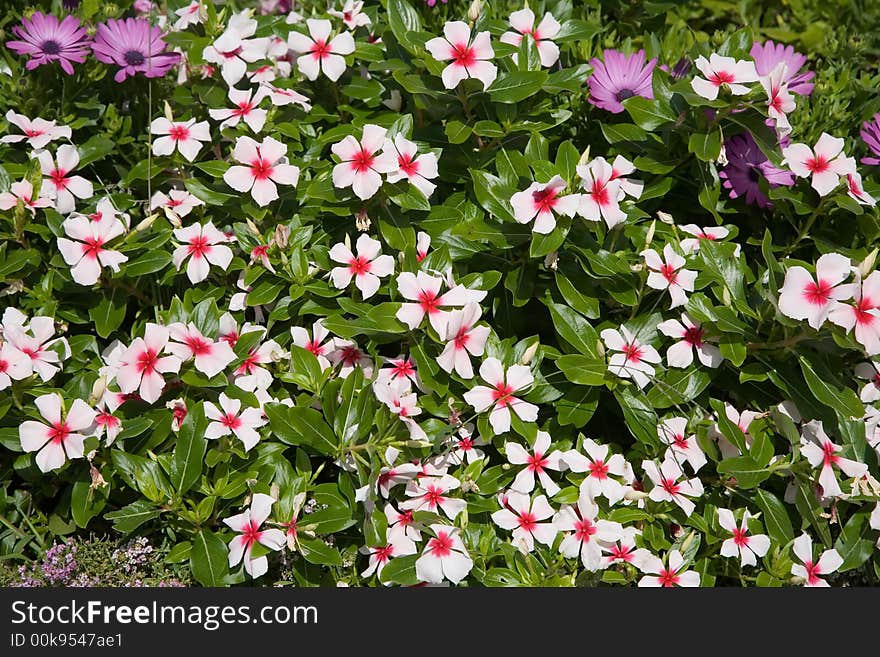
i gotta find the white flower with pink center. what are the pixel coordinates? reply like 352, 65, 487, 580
691, 53, 758, 100
782, 133, 857, 197
375, 453, 420, 499
800, 420, 867, 498
201, 12, 268, 86
717, 508, 771, 567
828, 269, 880, 354
329, 1, 371, 31
463, 357, 539, 434
446, 424, 486, 465
150, 116, 210, 161
436, 302, 490, 379
492, 490, 557, 554
601, 527, 656, 570
609, 155, 644, 199
2, 110, 70, 149
0, 339, 31, 390
115, 323, 182, 404
205, 393, 267, 452
260, 82, 312, 111
425, 21, 497, 91
0, 179, 52, 214
174, 1, 206, 31
601, 325, 661, 389
361, 530, 417, 580
791, 532, 842, 587
760, 63, 796, 135
327, 338, 374, 379
233, 338, 283, 391
291, 319, 333, 370
383, 134, 439, 198
505, 430, 566, 496
224, 493, 286, 578
35, 145, 93, 214
401, 474, 466, 520
287, 18, 355, 82
642, 244, 697, 309
500, 8, 561, 68
778, 253, 854, 329
577, 157, 626, 228
415, 524, 473, 585
642, 457, 704, 516
376, 355, 421, 390
553, 486, 624, 570
385, 503, 422, 542
395, 271, 486, 335
637, 549, 700, 587
657, 312, 722, 368
330, 234, 394, 299
3, 315, 69, 382
855, 361, 880, 402
19, 393, 95, 473
92, 393, 122, 446
845, 171, 876, 206
331, 124, 397, 200
223, 135, 300, 207
563, 437, 628, 505
150, 189, 204, 221
167, 322, 237, 378
56, 210, 128, 286
172, 221, 234, 284
511, 175, 581, 234
679, 224, 732, 255
712, 403, 760, 459
208, 87, 268, 133
657, 416, 706, 473
373, 377, 427, 441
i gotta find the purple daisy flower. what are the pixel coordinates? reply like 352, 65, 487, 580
860, 114, 880, 166
5, 12, 91, 75
587, 49, 657, 114
91, 18, 180, 83
750, 40, 815, 96
719, 132, 795, 209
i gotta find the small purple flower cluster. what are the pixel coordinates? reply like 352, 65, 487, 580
112, 537, 154, 574
5, 12, 180, 82
14, 540, 77, 587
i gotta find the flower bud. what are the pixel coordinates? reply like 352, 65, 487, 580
859, 248, 878, 279
273, 223, 291, 249
519, 341, 539, 365
89, 376, 107, 405
467, 0, 483, 22
544, 250, 559, 270
578, 145, 592, 167
135, 213, 158, 232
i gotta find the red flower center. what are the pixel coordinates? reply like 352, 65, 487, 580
591, 180, 610, 206
683, 326, 704, 346
241, 520, 262, 547
806, 155, 830, 174
311, 39, 330, 60
398, 153, 418, 176
185, 335, 212, 355
48, 421, 71, 444
660, 478, 680, 496
803, 279, 832, 306
532, 186, 559, 214
589, 459, 609, 479
660, 263, 678, 284
623, 342, 643, 363
168, 124, 190, 141
575, 518, 597, 542
732, 527, 749, 547
517, 511, 537, 532
50, 168, 70, 189
250, 158, 274, 180
492, 382, 515, 407
417, 289, 440, 314
451, 42, 476, 67
81, 236, 105, 260
822, 441, 839, 467
137, 348, 158, 374
350, 148, 375, 174
710, 70, 736, 86
527, 451, 548, 473
187, 234, 210, 259
222, 413, 242, 430
658, 568, 680, 587
424, 484, 444, 508
428, 532, 453, 558
348, 256, 372, 276
453, 327, 470, 350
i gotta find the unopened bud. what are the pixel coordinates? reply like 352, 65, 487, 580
89, 376, 107, 405
245, 218, 260, 237
716, 144, 728, 167
405, 439, 432, 449
135, 213, 158, 232
859, 248, 878, 279
163, 100, 174, 123
656, 210, 675, 225
274, 224, 290, 249
467, 0, 482, 22
644, 219, 656, 248
544, 250, 559, 270
519, 341, 539, 365
624, 488, 649, 501
578, 146, 592, 167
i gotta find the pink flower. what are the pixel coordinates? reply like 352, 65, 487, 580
92, 393, 122, 446
415, 524, 473, 584
385, 503, 422, 542
150, 189, 204, 220
446, 424, 486, 465
855, 361, 880, 402
577, 157, 626, 228
505, 430, 566, 496
642, 457, 704, 516
436, 302, 490, 379
3, 315, 69, 382
1, 110, 70, 149
20, 393, 95, 473
329, 1, 371, 31
679, 224, 732, 255
150, 116, 210, 161
56, 209, 128, 286
609, 155, 644, 199
642, 244, 697, 309
845, 172, 876, 207
657, 417, 706, 473
553, 486, 623, 570
330, 234, 394, 299
223, 136, 300, 207
637, 549, 700, 587
201, 12, 268, 86
828, 269, 880, 354
601, 527, 656, 570
167, 322, 236, 378
205, 393, 267, 452
376, 355, 421, 390
416, 231, 430, 262
782, 133, 857, 196
35, 145, 93, 214
331, 124, 397, 200
511, 175, 580, 234
401, 474, 466, 520
0, 179, 52, 214
563, 437, 628, 505
291, 319, 333, 370
601, 325, 661, 389
375, 453, 420, 499
395, 271, 485, 334
0, 339, 31, 390
760, 63, 795, 135
172, 221, 234, 284
233, 338, 284, 391
260, 82, 312, 111
500, 8, 561, 68
717, 508, 770, 567
383, 134, 439, 198
425, 21, 497, 91
327, 339, 373, 379
287, 18, 355, 82
115, 323, 182, 404
373, 378, 426, 441
361, 531, 417, 579
209, 87, 268, 133
800, 420, 868, 498
691, 53, 758, 100
712, 403, 760, 459
491, 490, 557, 554
174, 1, 206, 31
778, 253, 854, 329
463, 357, 538, 434
224, 493, 286, 578
791, 532, 842, 587
657, 312, 721, 368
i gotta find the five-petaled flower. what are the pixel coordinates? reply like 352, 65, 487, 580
511, 175, 581, 234
224, 135, 300, 207
492, 490, 557, 554
791, 532, 842, 587
2, 110, 71, 149
463, 357, 539, 434
167, 322, 237, 378
657, 312, 722, 368
717, 508, 771, 567
395, 271, 485, 335
224, 493, 286, 578
401, 474, 466, 520
209, 87, 268, 133
800, 420, 868, 498
577, 157, 627, 228
331, 124, 397, 200
505, 430, 566, 496
151, 116, 210, 161
564, 437, 629, 505
35, 144, 93, 214
415, 524, 473, 585
205, 393, 267, 452
20, 393, 95, 473
56, 206, 128, 285
642, 244, 697, 309
642, 457, 704, 516
601, 325, 661, 389
436, 303, 490, 379
383, 134, 440, 198
172, 221, 235, 284
657, 417, 707, 473
778, 253, 854, 329
499, 8, 561, 68
554, 485, 624, 570
691, 53, 758, 100
638, 549, 701, 587
287, 18, 355, 82
782, 132, 856, 196
329, 234, 395, 299
115, 323, 182, 404
425, 21, 497, 91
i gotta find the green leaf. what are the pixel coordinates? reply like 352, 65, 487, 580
488, 71, 549, 103
622, 95, 677, 130
386, 0, 422, 52
444, 120, 472, 144
88, 293, 127, 339
170, 402, 207, 494
716, 455, 771, 489
194, 160, 230, 177
833, 511, 875, 572
378, 554, 419, 585
600, 122, 647, 144
265, 404, 338, 455
71, 481, 106, 529
798, 356, 864, 419
77, 135, 115, 167
646, 368, 713, 408
753, 489, 794, 544
688, 130, 722, 161
298, 537, 343, 566
556, 354, 605, 386
104, 500, 162, 533
546, 302, 600, 356
190, 529, 229, 586
124, 250, 172, 277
